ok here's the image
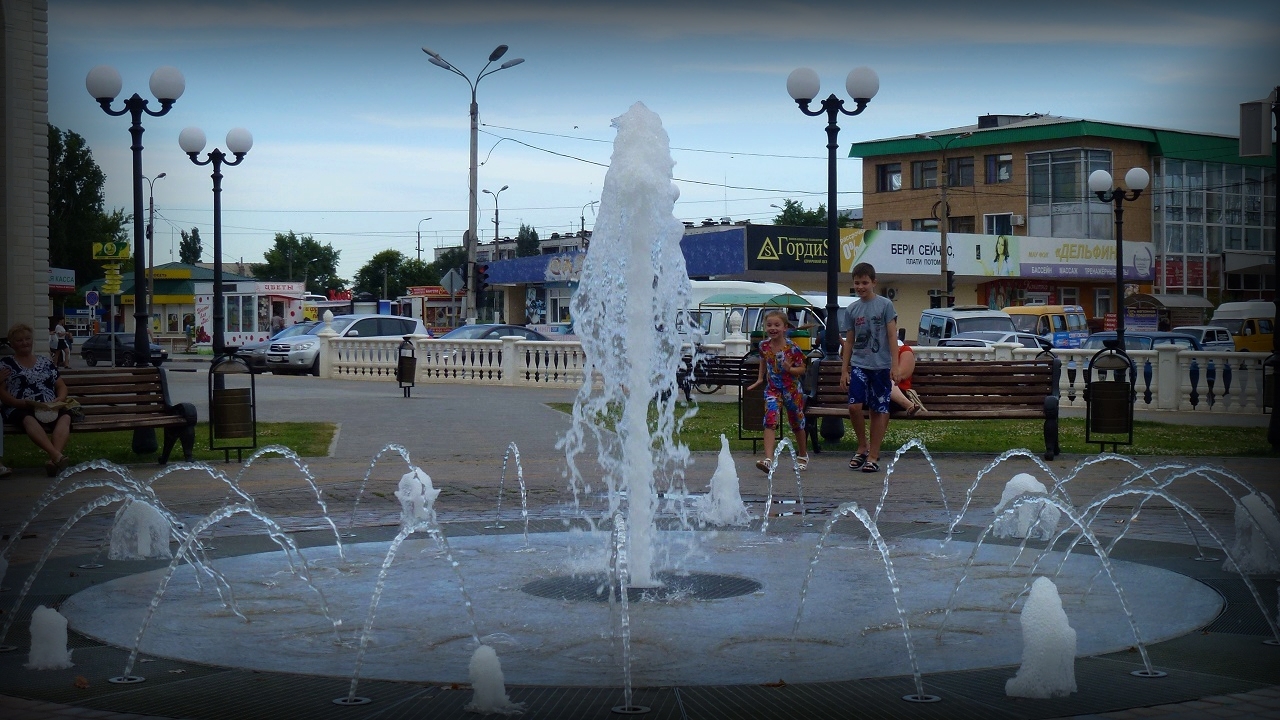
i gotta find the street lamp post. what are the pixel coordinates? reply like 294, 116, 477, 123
422, 44, 524, 323
416, 217, 432, 262
1088, 167, 1151, 349
580, 200, 598, 250
144, 172, 166, 314
301, 258, 320, 293
483, 185, 508, 241
85, 65, 184, 369
786, 65, 878, 356
179, 126, 253, 359
915, 132, 972, 307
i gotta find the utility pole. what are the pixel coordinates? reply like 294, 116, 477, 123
144, 172, 165, 319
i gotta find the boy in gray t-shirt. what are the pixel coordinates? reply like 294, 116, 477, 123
839, 262, 899, 473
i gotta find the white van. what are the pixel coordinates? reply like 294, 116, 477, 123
916, 305, 1016, 346
1210, 301, 1275, 352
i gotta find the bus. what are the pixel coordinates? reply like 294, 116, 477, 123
1004, 304, 1089, 348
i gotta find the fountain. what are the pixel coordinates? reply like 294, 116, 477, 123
1, 102, 1276, 719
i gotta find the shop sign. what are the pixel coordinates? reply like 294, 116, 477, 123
49, 267, 76, 292
745, 226, 827, 271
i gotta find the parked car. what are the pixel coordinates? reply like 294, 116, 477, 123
936, 331, 1053, 351
235, 321, 318, 372
265, 314, 429, 375
79, 333, 168, 367
1171, 325, 1236, 351
916, 306, 1016, 346
1079, 331, 1202, 351
438, 324, 551, 341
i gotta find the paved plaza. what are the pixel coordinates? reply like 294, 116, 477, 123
0, 371, 1277, 719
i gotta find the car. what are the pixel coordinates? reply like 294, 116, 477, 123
916, 306, 1016, 346
79, 333, 168, 367
936, 331, 1053, 351
1079, 331, 1203, 351
264, 314, 430, 375
1171, 325, 1236, 351
438, 324, 551, 341
234, 321, 319, 372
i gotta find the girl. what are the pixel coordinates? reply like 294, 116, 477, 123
746, 309, 809, 472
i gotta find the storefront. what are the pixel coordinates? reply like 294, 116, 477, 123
193, 280, 308, 347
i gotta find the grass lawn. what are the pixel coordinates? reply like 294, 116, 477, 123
550, 401, 1277, 457
1, 422, 336, 469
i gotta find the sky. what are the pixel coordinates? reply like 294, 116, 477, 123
48, 0, 1279, 284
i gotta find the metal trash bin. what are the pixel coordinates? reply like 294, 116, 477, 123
396, 335, 417, 398
1084, 345, 1134, 451
209, 353, 257, 462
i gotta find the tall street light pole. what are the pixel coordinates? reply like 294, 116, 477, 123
786, 65, 878, 356
581, 200, 597, 250
1089, 167, 1150, 350
86, 65, 184, 370
916, 132, 972, 307
416, 217, 432, 262
422, 44, 524, 323
180, 126, 253, 359
484, 185, 508, 241
144, 172, 166, 314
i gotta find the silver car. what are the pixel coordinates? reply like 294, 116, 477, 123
936, 330, 1053, 351
264, 314, 429, 375
235, 321, 318, 372
1171, 325, 1235, 351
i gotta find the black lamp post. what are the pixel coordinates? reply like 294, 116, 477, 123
179, 127, 253, 359
1089, 167, 1151, 349
786, 65, 878, 356
86, 64, 184, 456
422, 44, 524, 323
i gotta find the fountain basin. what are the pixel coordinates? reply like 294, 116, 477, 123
60, 531, 1221, 687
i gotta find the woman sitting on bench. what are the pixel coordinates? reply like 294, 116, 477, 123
1, 322, 73, 476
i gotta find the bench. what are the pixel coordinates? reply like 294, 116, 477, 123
802, 356, 1062, 459
3, 366, 197, 463
675, 353, 755, 402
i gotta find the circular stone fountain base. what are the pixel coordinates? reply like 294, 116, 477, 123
61, 531, 1221, 687
522, 572, 763, 602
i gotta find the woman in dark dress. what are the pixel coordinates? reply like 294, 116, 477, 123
0, 322, 72, 475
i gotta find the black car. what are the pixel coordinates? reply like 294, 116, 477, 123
79, 333, 168, 367
1079, 331, 1202, 351
438, 324, 550, 341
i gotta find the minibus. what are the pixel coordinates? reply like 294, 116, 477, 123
1004, 305, 1089, 348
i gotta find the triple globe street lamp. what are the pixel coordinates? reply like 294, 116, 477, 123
785, 65, 879, 356
179, 126, 253, 358
422, 44, 524, 323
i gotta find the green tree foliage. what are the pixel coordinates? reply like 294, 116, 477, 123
771, 199, 856, 228
516, 223, 540, 257
48, 125, 130, 287
353, 249, 409, 299
251, 231, 344, 295
179, 227, 203, 264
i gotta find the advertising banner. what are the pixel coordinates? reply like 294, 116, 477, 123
745, 225, 828, 272
838, 228, 1155, 281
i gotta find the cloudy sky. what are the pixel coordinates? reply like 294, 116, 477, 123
48, 0, 1278, 282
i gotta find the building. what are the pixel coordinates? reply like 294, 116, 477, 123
848, 114, 1275, 324
78, 262, 259, 339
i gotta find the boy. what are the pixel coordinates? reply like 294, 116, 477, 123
839, 262, 898, 473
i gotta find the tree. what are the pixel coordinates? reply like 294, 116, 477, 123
516, 223, 540, 257
179, 227, 203, 264
251, 231, 344, 295
354, 249, 409, 299
771, 199, 855, 228
48, 125, 130, 288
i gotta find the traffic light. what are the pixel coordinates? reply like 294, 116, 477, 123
946, 271, 956, 308
474, 263, 490, 294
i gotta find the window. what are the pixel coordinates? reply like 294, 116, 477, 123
912, 160, 937, 189
985, 154, 1013, 183
911, 218, 939, 232
876, 163, 902, 192
876, 220, 902, 230
947, 156, 974, 187
1059, 287, 1079, 307
984, 213, 1013, 235
1094, 288, 1112, 318
1027, 149, 1113, 239
949, 216, 975, 233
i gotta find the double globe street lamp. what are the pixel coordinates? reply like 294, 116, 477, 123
1088, 166, 1150, 349
86, 64, 185, 455
179, 126, 253, 358
786, 65, 879, 356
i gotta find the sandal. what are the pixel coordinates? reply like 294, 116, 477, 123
860, 459, 880, 473
756, 458, 774, 474
796, 456, 809, 471
849, 451, 869, 470
0, 463, 12, 479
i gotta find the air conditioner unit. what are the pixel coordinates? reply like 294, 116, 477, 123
1012, 214, 1026, 227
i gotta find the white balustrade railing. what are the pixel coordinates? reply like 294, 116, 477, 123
322, 334, 588, 388
320, 334, 1271, 416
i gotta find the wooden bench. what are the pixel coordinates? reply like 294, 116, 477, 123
3, 366, 197, 463
802, 356, 1062, 459
675, 353, 756, 402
